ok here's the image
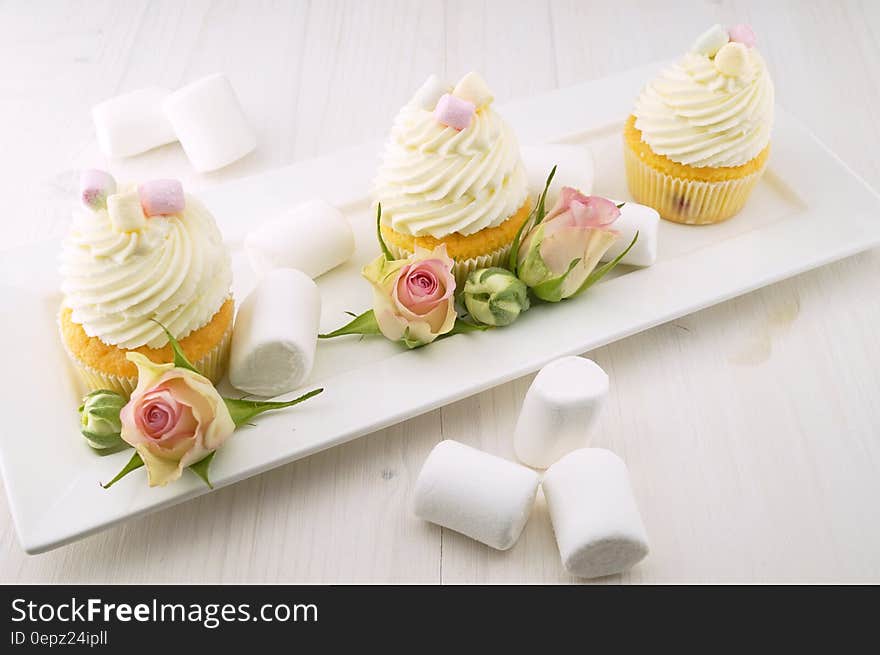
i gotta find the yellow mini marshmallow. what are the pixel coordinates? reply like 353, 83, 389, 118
107, 190, 146, 233
453, 71, 494, 109
715, 42, 749, 77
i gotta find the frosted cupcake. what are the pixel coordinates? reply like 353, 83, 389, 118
59, 171, 233, 395
624, 24, 774, 225
374, 72, 531, 284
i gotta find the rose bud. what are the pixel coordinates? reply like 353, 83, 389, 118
119, 353, 235, 487
362, 244, 457, 348
463, 267, 530, 327
516, 188, 620, 302
79, 389, 126, 450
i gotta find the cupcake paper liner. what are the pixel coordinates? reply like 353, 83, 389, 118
387, 242, 512, 288
623, 142, 767, 225
60, 319, 233, 397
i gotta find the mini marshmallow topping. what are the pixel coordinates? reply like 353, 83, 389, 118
138, 179, 185, 216
452, 71, 494, 109
80, 169, 117, 210
692, 23, 729, 57
106, 190, 146, 233
728, 23, 757, 48
411, 74, 450, 111
715, 41, 750, 77
433, 93, 475, 130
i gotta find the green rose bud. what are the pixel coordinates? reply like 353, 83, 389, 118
463, 267, 530, 327
79, 389, 126, 450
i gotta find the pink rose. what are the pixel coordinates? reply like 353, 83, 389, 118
362, 245, 457, 348
120, 353, 235, 487
517, 187, 620, 301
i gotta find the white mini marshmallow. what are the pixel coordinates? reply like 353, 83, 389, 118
413, 440, 540, 551
106, 190, 146, 233
244, 199, 355, 279
163, 73, 256, 172
692, 24, 729, 57
411, 74, 449, 111
543, 448, 649, 579
452, 71, 493, 108
521, 144, 594, 205
92, 87, 177, 158
601, 201, 659, 267
513, 357, 608, 469
229, 268, 321, 397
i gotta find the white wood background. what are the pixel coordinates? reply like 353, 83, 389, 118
1, 0, 879, 583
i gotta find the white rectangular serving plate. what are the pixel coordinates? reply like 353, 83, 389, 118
2, 62, 880, 553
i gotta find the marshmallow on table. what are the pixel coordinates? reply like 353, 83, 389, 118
413, 440, 540, 551
521, 144, 594, 205
163, 74, 256, 172
601, 201, 659, 267
513, 356, 608, 469
244, 199, 355, 279
229, 268, 321, 397
542, 448, 649, 579
92, 87, 177, 158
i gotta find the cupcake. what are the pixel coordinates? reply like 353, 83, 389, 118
624, 23, 774, 225
59, 172, 233, 396
374, 72, 531, 284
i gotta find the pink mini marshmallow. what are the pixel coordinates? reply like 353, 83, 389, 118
434, 94, 475, 131
728, 24, 756, 48
80, 169, 117, 210
138, 179, 185, 216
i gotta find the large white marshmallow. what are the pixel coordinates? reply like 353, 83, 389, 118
543, 448, 649, 579
413, 440, 541, 551
229, 268, 321, 397
163, 73, 256, 172
244, 199, 355, 279
602, 201, 659, 267
92, 87, 177, 158
513, 357, 608, 469
521, 144, 594, 205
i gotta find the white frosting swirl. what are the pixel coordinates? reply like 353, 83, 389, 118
634, 49, 774, 167
60, 193, 231, 349
374, 94, 528, 238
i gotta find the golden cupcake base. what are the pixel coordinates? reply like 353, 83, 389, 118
58, 298, 234, 397
380, 197, 532, 287
623, 115, 769, 225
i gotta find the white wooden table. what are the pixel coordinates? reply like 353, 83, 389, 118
1, 0, 878, 583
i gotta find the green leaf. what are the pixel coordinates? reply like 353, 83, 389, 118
223, 388, 323, 428
616, 201, 626, 209
572, 231, 639, 297
149, 319, 199, 374
189, 452, 215, 489
531, 257, 582, 303
509, 165, 556, 272
102, 451, 144, 489
376, 203, 394, 261
446, 317, 491, 336
319, 309, 381, 339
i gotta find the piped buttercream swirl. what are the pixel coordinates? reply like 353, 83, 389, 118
60, 193, 231, 349
374, 86, 528, 238
633, 49, 774, 168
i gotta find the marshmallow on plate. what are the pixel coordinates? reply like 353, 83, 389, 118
244, 199, 355, 279
229, 268, 321, 397
163, 74, 257, 172
413, 440, 540, 551
520, 144, 594, 205
543, 448, 649, 579
601, 201, 659, 267
513, 357, 608, 469
92, 87, 177, 158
